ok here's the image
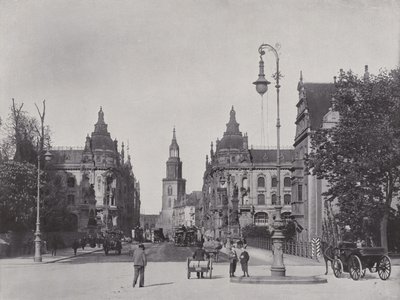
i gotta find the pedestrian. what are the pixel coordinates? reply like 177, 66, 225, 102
239, 248, 250, 277
229, 245, 238, 277
132, 244, 147, 288
192, 243, 209, 278
72, 239, 80, 255
80, 237, 86, 250
51, 235, 58, 256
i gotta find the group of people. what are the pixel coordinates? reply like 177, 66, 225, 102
191, 240, 250, 279
228, 241, 249, 277
129, 239, 251, 288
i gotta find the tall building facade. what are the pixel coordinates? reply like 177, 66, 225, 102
291, 72, 338, 241
200, 107, 293, 240
49, 107, 141, 235
157, 128, 186, 237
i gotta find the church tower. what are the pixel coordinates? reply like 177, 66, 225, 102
158, 128, 186, 237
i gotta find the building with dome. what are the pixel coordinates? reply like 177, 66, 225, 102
49, 107, 141, 235
199, 107, 294, 240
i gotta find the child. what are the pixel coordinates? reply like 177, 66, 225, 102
240, 249, 250, 277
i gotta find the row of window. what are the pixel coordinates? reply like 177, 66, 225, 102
257, 176, 291, 188
257, 193, 291, 205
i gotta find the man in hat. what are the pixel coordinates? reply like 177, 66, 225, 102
342, 225, 355, 243
132, 244, 147, 288
192, 243, 209, 278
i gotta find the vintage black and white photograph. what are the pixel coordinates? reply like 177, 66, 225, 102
0, 0, 399, 299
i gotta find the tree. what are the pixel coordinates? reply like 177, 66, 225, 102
0, 161, 38, 232
0, 99, 51, 163
41, 172, 70, 232
307, 68, 400, 250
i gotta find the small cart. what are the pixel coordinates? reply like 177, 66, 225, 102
332, 243, 391, 281
187, 257, 213, 279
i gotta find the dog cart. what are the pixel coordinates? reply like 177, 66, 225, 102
332, 243, 391, 281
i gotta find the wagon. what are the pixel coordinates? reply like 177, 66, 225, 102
187, 257, 213, 279
332, 243, 391, 281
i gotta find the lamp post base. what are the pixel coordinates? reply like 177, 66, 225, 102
33, 231, 42, 262
270, 206, 286, 277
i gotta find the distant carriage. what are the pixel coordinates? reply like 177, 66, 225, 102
332, 242, 391, 281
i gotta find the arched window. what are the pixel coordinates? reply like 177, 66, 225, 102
284, 177, 291, 187
254, 212, 268, 226
257, 176, 265, 188
271, 194, 277, 205
242, 177, 248, 189
168, 185, 173, 196
257, 194, 265, 205
271, 177, 277, 188
284, 194, 291, 205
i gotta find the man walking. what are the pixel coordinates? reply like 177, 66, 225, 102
133, 244, 147, 288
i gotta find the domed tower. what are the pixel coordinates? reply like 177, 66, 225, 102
159, 128, 186, 237
90, 107, 117, 168
215, 106, 250, 164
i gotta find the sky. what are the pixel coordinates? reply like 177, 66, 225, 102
1, 0, 399, 214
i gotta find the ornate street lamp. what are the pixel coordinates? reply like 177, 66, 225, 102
219, 174, 231, 246
253, 43, 286, 277
34, 149, 53, 262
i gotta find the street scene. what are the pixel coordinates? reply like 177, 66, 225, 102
1, 242, 399, 299
1, 1, 400, 300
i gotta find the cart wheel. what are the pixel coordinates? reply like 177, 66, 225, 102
332, 259, 343, 278
209, 261, 213, 279
187, 258, 190, 279
377, 255, 391, 280
349, 255, 362, 281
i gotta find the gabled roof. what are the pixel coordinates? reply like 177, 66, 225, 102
304, 83, 336, 130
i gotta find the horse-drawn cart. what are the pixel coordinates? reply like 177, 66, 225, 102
332, 243, 391, 281
187, 257, 213, 279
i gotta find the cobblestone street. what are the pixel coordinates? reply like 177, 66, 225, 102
1, 243, 399, 300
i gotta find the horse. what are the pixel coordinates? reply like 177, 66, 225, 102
321, 241, 336, 275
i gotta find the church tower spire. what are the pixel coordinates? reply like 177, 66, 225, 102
160, 127, 186, 237
169, 127, 180, 158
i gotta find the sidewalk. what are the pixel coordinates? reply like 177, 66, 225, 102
0, 245, 103, 266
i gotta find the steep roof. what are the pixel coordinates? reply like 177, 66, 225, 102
249, 149, 294, 164
218, 106, 244, 150
304, 83, 336, 130
51, 149, 83, 165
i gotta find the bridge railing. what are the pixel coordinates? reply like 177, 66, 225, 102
246, 236, 314, 259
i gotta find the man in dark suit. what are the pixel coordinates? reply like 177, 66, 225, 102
133, 244, 147, 287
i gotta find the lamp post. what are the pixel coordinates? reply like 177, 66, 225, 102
253, 43, 286, 277
34, 149, 53, 262
219, 173, 231, 246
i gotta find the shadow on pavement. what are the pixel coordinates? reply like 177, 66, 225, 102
143, 282, 174, 288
